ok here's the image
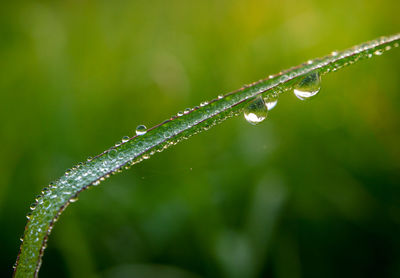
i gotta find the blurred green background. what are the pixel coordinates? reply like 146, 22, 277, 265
1, 0, 400, 277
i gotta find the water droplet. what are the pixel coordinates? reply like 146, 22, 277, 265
136, 125, 147, 135
218, 94, 224, 99
177, 111, 183, 116
331, 51, 338, 56
243, 96, 268, 125
374, 50, 383, 56
394, 43, 399, 48
264, 96, 278, 110
121, 136, 129, 143
87, 156, 93, 161
385, 45, 391, 51
143, 154, 150, 159
108, 149, 118, 161
307, 60, 313, 65
30, 203, 36, 210
184, 108, 191, 114
26, 212, 32, 220
293, 72, 321, 101
70, 197, 78, 203
200, 101, 208, 107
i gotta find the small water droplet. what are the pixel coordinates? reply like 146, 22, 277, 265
264, 96, 278, 111
70, 197, 78, 203
136, 125, 147, 135
177, 111, 183, 116
368, 53, 373, 58
374, 50, 383, 56
385, 45, 391, 51
87, 156, 93, 161
121, 136, 130, 143
243, 96, 268, 125
184, 108, 191, 114
394, 43, 399, 48
30, 203, 36, 210
331, 51, 338, 56
307, 60, 313, 65
293, 72, 321, 101
143, 154, 150, 159
26, 212, 32, 220
108, 149, 117, 161
200, 101, 208, 107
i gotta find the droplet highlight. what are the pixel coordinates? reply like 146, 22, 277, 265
293, 72, 321, 101
243, 96, 268, 125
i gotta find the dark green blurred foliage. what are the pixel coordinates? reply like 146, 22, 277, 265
1, 0, 400, 277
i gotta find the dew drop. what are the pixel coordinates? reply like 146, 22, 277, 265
143, 154, 150, 159
264, 96, 278, 111
177, 111, 184, 116
200, 101, 208, 107
293, 72, 321, 101
136, 125, 147, 135
218, 94, 224, 99
331, 51, 338, 56
121, 136, 130, 143
394, 43, 399, 48
385, 45, 391, 51
108, 149, 118, 161
243, 96, 268, 125
307, 60, 313, 65
374, 50, 383, 56
184, 108, 191, 114
70, 197, 78, 203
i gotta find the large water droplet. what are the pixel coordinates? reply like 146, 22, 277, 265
293, 72, 321, 100
136, 125, 147, 135
264, 96, 278, 110
243, 96, 268, 125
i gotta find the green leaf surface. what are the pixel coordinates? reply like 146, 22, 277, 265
14, 33, 400, 277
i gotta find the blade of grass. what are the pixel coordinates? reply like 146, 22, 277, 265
14, 34, 400, 277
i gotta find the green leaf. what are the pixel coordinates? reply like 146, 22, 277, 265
14, 33, 400, 277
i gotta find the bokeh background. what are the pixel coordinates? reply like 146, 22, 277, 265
1, 0, 400, 277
